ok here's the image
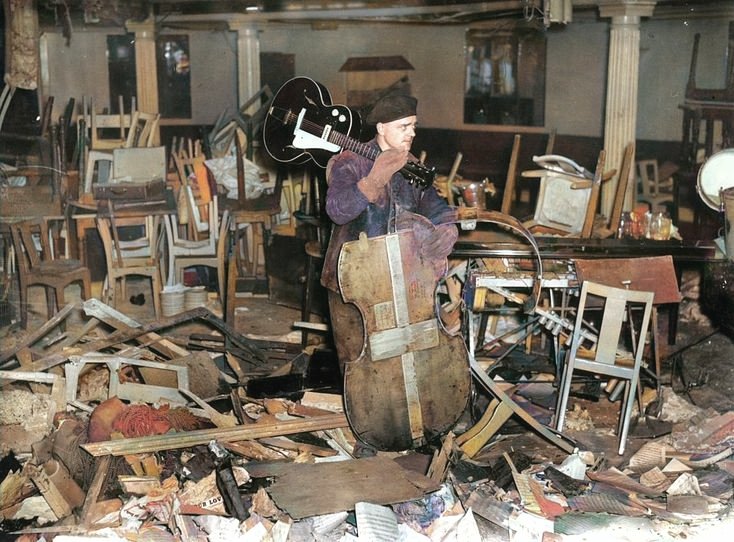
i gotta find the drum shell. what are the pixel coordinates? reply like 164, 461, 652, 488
697, 148, 734, 211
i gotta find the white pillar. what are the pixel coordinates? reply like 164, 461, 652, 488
229, 19, 261, 115
598, 1, 656, 216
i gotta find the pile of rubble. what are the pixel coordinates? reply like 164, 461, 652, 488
1, 299, 733, 541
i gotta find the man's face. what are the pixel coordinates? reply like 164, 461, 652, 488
377, 115, 417, 152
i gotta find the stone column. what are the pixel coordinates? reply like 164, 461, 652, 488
126, 17, 160, 144
598, 1, 656, 217
229, 18, 261, 115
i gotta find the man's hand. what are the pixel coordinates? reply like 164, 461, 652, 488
358, 149, 408, 202
396, 211, 458, 261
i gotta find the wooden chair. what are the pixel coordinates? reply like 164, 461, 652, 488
573, 255, 682, 387
522, 150, 607, 238
96, 215, 163, 318
164, 211, 230, 303
88, 96, 135, 151
172, 151, 212, 240
636, 158, 676, 213
125, 111, 160, 148
501, 130, 555, 217
554, 280, 654, 455
10, 218, 91, 329
223, 137, 284, 323
165, 155, 231, 300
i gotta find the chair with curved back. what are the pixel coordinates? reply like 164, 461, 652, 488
10, 218, 92, 328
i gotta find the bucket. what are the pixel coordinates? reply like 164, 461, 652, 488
185, 285, 208, 310
723, 186, 734, 261
161, 288, 186, 317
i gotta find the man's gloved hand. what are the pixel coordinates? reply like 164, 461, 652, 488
396, 211, 458, 261
358, 149, 408, 202
421, 223, 458, 260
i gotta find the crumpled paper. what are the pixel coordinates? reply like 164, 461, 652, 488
205, 155, 265, 200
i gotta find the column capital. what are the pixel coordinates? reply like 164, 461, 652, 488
228, 16, 259, 33
125, 17, 156, 38
597, 0, 657, 21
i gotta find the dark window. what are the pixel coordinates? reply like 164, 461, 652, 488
156, 36, 192, 119
464, 28, 546, 127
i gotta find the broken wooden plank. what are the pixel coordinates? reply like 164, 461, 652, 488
470, 356, 576, 454
261, 455, 441, 519
10, 304, 218, 375
78, 455, 112, 530
0, 302, 75, 366
82, 298, 191, 359
427, 431, 455, 483
196, 310, 271, 365
82, 413, 349, 456
48, 317, 102, 354
457, 398, 514, 458
257, 436, 339, 458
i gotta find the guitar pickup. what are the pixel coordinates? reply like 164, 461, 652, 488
291, 108, 341, 153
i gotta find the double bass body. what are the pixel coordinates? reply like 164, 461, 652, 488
337, 227, 472, 452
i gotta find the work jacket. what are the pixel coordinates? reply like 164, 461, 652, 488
321, 139, 454, 292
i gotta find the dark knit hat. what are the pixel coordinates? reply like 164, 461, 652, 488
366, 94, 418, 124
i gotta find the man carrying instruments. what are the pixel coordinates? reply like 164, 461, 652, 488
321, 93, 458, 373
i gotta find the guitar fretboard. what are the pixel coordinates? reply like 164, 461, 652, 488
280, 107, 379, 161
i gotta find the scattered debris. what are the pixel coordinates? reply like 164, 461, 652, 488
1, 300, 733, 541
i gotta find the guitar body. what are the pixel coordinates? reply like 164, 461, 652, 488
264, 77, 437, 188
263, 76, 360, 168
337, 225, 472, 451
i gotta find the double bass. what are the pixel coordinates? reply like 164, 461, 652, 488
336, 208, 547, 452
337, 214, 472, 451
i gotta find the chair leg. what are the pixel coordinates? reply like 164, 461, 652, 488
18, 285, 28, 329
554, 359, 575, 431
217, 261, 225, 307
81, 276, 92, 302
618, 373, 640, 455
46, 287, 56, 320
108, 276, 117, 308
301, 255, 315, 347
54, 287, 67, 331
151, 272, 162, 319
226, 255, 237, 324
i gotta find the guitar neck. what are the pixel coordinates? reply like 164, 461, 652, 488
285, 106, 378, 161
326, 130, 380, 162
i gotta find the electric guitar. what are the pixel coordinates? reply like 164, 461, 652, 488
263, 77, 436, 189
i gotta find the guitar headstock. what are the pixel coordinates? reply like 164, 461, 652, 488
402, 161, 437, 189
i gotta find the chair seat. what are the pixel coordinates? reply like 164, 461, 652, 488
173, 238, 212, 251
36, 259, 86, 273
118, 238, 151, 250
573, 357, 637, 380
